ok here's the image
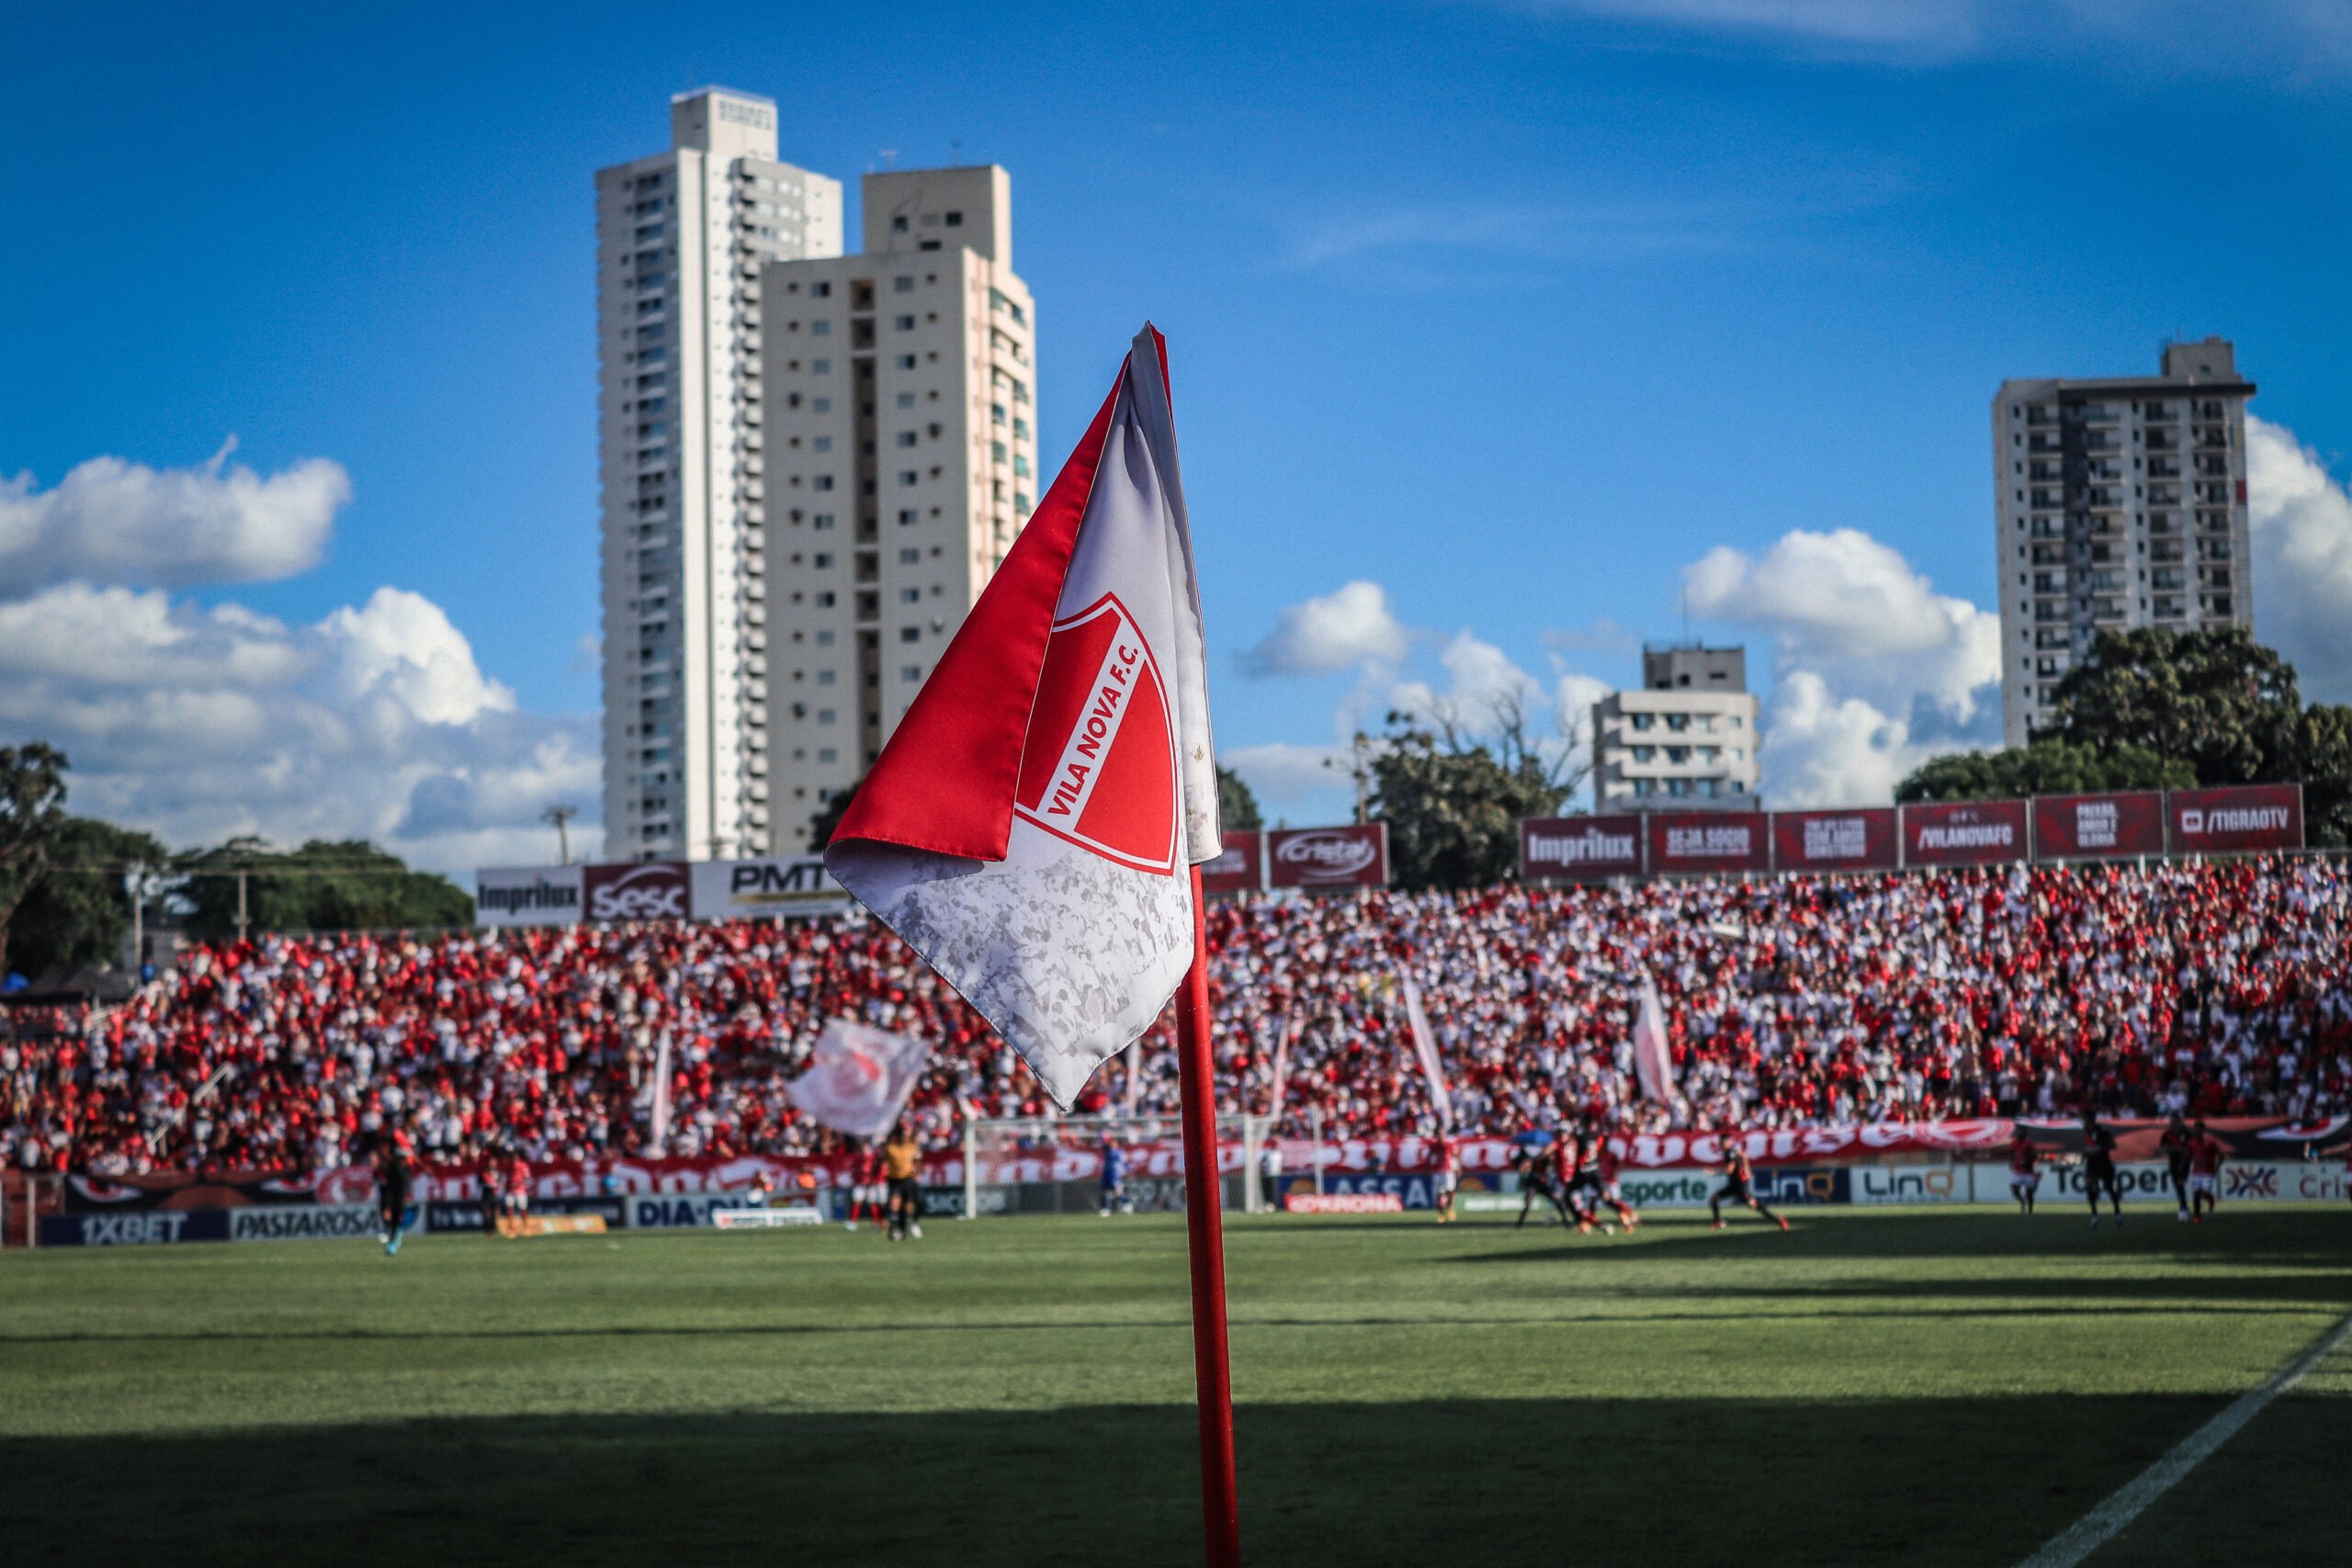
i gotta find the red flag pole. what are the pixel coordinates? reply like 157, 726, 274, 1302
1173, 864, 1241, 1567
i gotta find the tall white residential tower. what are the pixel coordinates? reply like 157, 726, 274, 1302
1993, 337, 2256, 748
758, 164, 1037, 846
597, 89, 842, 861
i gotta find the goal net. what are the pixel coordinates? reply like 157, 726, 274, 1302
958, 1112, 1279, 1220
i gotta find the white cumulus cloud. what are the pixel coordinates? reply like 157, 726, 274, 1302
0, 441, 346, 596
1682, 527, 2000, 807
2249, 413, 2352, 705
1241, 580, 1410, 676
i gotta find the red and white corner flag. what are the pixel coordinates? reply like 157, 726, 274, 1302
826, 326, 1220, 1109
1633, 975, 1675, 1113
1399, 975, 1455, 1132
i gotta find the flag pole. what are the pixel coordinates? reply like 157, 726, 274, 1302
1173, 864, 1241, 1566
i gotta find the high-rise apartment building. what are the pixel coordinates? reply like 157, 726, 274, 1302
1592, 644, 1760, 811
1994, 337, 2256, 747
596, 89, 843, 862
758, 165, 1036, 840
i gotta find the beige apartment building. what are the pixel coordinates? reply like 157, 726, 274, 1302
596, 88, 842, 862
758, 165, 1037, 840
1994, 337, 2256, 747
1592, 645, 1761, 811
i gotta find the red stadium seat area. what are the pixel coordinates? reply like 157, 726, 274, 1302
3, 858, 2347, 1177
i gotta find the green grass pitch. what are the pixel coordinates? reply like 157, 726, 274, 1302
3, 1205, 2347, 1566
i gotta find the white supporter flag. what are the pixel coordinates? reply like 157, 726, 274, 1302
1399, 975, 1454, 1132
826, 327, 1220, 1109
649, 1032, 673, 1155
785, 1019, 934, 1142
1633, 976, 1675, 1115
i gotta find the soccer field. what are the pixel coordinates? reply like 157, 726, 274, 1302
2, 1206, 2347, 1567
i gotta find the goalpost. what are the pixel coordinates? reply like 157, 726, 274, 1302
960, 1111, 1280, 1220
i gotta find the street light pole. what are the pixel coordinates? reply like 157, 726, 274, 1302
542, 804, 580, 866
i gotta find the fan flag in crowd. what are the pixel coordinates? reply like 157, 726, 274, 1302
1633, 975, 1674, 1113
827, 326, 1221, 1109
785, 1019, 934, 1140
1400, 976, 1455, 1131
649, 1033, 674, 1154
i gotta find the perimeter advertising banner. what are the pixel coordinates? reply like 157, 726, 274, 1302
1645, 811, 1770, 876
2030, 791, 2165, 861
582, 861, 691, 922
1520, 815, 1645, 882
1267, 823, 1390, 890
1200, 830, 1265, 896
475, 864, 585, 929
1900, 798, 2030, 866
2167, 784, 2303, 855
688, 856, 853, 920
1770, 808, 1898, 874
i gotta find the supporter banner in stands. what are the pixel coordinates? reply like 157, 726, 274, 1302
475, 864, 585, 929
1900, 798, 2030, 866
1267, 824, 1390, 890
1520, 815, 1645, 882
689, 857, 853, 920
1200, 831, 1265, 896
2166, 784, 2303, 855
2030, 791, 2165, 861
583, 861, 691, 922
1770, 809, 1898, 874
62, 1167, 377, 1213
1645, 812, 1770, 876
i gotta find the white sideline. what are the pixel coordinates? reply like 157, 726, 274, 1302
2015, 1309, 2352, 1568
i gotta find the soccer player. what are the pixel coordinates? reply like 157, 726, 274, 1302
1556, 1131, 1613, 1235
374, 1132, 414, 1257
2007, 1126, 2041, 1215
1099, 1134, 1131, 1217
882, 1122, 923, 1241
2187, 1121, 2224, 1223
1259, 1138, 1285, 1213
1430, 1129, 1460, 1224
2081, 1109, 2124, 1227
844, 1139, 887, 1231
1708, 1137, 1789, 1233
503, 1150, 532, 1233
2159, 1111, 2194, 1222
1588, 1128, 1639, 1231
1511, 1143, 1571, 1229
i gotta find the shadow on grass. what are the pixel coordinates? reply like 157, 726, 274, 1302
5, 1392, 2347, 1568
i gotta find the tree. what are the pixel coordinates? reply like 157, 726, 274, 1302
2043, 626, 2301, 784
1897, 739, 2194, 803
1216, 765, 1262, 832
0, 742, 71, 979
6, 817, 171, 979
176, 839, 473, 941
808, 775, 865, 852
1371, 709, 1574, 890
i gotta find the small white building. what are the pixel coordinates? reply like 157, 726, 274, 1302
1592, 645, 1760, 811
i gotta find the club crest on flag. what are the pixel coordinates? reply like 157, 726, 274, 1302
1012, 592, 1180, 875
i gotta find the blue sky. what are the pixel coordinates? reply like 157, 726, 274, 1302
4, 0, 2350, 861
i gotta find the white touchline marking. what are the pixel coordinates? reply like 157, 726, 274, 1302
2015, 1308, 2352, 1568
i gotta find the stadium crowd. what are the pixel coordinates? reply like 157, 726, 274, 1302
2, 857, 2347, 1177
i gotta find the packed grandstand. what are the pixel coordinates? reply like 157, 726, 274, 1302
2, 853, 2346, 1180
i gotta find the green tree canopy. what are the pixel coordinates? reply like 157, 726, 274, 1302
175, 838, 473, 941
807, 775, 865, 853
1216, 764, 1262, 832
1371, 708, 1573, 890
1896, 739, 2194, 804
6, 817, 171, 979
0, 742, 72, 977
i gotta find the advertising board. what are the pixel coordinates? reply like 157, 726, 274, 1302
1901, 799, 2030, 866
1749, 1166, 1852, 1205
1199, 830, 1265, 897
1285, 1191, 1403, 1214
2030, 792, 2165, 861
1770, 810, 1897, 874
475, 864, 585, 929
689, 856, 852, 920
628, 1191, 765, 1229
1849, 1165, 1968, 1204
1520, 815, 1645, 882
37, 1210, 231, 1247
229, 1202, 416, 1243
1612, 1170, 1722, 1209
2166, 784, 2303, 856
1645, 812, 1770, 877
1266, 823, 1389, 890
582, 861, 691, 922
